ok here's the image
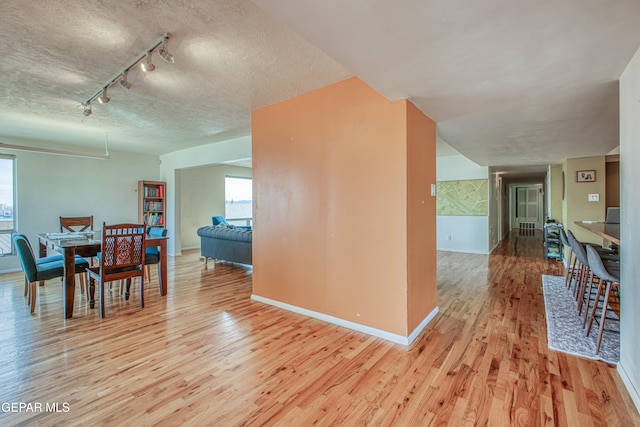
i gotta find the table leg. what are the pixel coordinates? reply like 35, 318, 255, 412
63, 249, 76, 318
38, 239, 47, 287
159, 239, 167, 296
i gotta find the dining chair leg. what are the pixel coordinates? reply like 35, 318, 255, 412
29, 281, 37, 313
87, 277, 96, 309
99, 280, 106, 318
24, 277, 29, 297
78, 273, 85, 295
123, 279, 132, 300
139, 276, 144, 308
156, 263, 162, 293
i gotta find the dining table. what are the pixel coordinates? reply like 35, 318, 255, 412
38, 231, 169, 318
574, 221, 620, 245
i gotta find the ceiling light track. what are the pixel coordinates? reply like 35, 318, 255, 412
81, 33, 173, 116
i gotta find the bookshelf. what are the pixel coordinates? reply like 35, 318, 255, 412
138, 180, 165, 227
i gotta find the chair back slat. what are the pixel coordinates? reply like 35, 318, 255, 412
60, 216, 94, 233
100, 223, 146, 274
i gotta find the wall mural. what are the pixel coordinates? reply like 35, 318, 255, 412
436, 179, 489, 216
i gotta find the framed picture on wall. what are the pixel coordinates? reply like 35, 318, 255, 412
577, 170, 596, 182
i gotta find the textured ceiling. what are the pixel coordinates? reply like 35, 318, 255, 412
0, 0, 351, 155
1, 1, 640, 168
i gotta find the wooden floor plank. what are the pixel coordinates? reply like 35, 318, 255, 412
0, 231, 638, 426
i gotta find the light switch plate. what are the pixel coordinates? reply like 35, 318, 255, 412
431, 184, 436, 197
588, 194, 599, 202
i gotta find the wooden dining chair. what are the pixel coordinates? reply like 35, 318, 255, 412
59, 215, 95, 289
86, 223, 146, 318
59, 216, 94, 233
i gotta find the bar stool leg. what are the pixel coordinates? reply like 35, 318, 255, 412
582, 270, 597, 326
595, 281, 613, 354
565, 251, 577, 290
576, 264, 590, 313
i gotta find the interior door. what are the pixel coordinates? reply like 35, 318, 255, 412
512, 185, 542, 229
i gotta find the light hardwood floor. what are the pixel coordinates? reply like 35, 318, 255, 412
0, 231, 638, 426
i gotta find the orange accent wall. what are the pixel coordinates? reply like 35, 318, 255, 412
406, 101, 437, 332
252, 77, 437, 337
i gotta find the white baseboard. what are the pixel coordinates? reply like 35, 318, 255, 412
617, 362, 640, 413
436, 247, 489, 255
407, 306, 440, 344
250, 294, 438, 346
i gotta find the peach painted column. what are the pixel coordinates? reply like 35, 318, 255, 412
252, 77, 436, 339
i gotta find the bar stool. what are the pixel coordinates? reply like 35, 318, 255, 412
560, 228, 578, 290
566, 230, 618, 304
566, 231, 618, 316
585, 245, 621, 354
567, 231, 592, 314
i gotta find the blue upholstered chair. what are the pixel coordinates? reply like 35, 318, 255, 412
145, 227, 167, 282
212, 215, 251, 230
211, 215, 227, 227
13, 234, 90, 313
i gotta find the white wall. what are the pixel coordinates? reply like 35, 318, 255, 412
159, 135, 252, 255
436, 154, 490, 254
618, 45, 640, 412
437, 154, 489, 181
0, 148, 159, 273
436, 216, 489, 254
180, 164, 252, 250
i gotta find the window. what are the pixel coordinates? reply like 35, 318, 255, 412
0, 155, 16, 256
224, 176, 252, 227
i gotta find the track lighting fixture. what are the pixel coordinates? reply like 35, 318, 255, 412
80, 33, 172, 115
140, 53, 156, 73
119, 72, 132, 90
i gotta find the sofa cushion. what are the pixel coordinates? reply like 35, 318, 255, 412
197, 226, 252, 243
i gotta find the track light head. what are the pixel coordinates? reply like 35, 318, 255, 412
82, 103, 92, 116
141, 53, 156, 72
97, 87, 110, 104
158, 40, 174, 63
119, 72, 132, 90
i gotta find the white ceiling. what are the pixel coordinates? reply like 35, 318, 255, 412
2, 1, 640, 169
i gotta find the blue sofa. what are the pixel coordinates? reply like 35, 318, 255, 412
197, 225, 252, 265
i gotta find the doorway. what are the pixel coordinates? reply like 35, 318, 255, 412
510, 184, 544, 230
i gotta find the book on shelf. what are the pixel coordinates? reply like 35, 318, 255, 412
143, 185, 164, 198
